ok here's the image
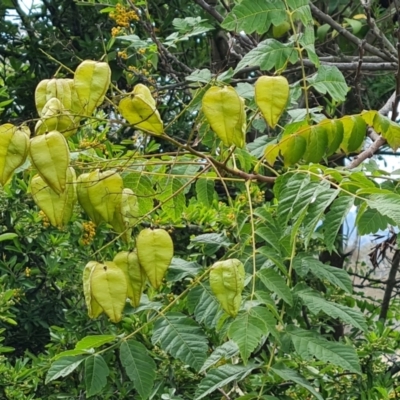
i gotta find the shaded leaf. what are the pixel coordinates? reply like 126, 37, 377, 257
293, 255, 352, 293
271, 363, 323, 400
297, 290, 367, 331
308, 65, 349, 102
84, 355, 110, 398
258, 269, 292, 306
152, 312, 208, 370
195, 364, 257, 400
120, 340, 156, 399
46, 356, 85, 384
287, 326, 361, 373
200, 341, 239, 373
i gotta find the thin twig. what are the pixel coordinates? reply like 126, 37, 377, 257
310, 3, 397, 62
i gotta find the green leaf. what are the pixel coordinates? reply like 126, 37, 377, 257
200, 341, 239, 373
277, 174, 323, 226
120, 340, 156, 399
45, 356, 85, 384
356, 207, 395, 235
167, 258, 201, 282
279, 134, 307, 166
293, 255, 352, 293
271, 363, 324, 400
256, 226, 282, 254
75, 335, 116, 350
258, 246, 287, 274
308, 65, 349, 102
381, 119, 400, 151
152, 312, 208, 370
221, 0, 286, 34
325, 119, 344, 155
297, 290, 367, 331
287, 0, 312, 25
258, 269, 293, 306
287, 326, 361, 374
322, 195, 354, 252
228, 307, 269, 362
196, 179, 216, 207
84, 355, 110, 398
53, 349, 90, 360
275, 173, 310, 225
234, 39, 298, 74
298, 25, 319, 66
187, 283, 224, 328
157, 177, 186, 222
0, 232, 17, 242
340, 115, 366, 153
366, 193, 400, 227
302, 125, 328, 163
250, 305, 279, 338
195, 364, 257, 400
302, 187, 339, 247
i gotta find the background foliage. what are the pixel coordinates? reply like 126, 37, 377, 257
2, 0, 400, 399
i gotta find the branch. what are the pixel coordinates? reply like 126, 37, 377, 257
361, 0, 397, 56
379, 250, 400, 321
192, 0, 255, 49
346, 132, 386, 169
192, 0, 224, 23
310, 3, 397, 62
10, 0, 36, 42
303, 60, 397, 70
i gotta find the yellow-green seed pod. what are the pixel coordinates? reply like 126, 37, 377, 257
209, 258, 245, 317
34, 97, 77, 137
90, 261, 127, 323
110, 188, 139, 242
29, 130, 70, 194
83, 261, 104, 319
76, 169, 123, 226
74, 60, 111, 116
30, 167, 76, 228
136, 228, 173, 289
255, 75, 289, 128
119, 84, 164, 135
114, 251, 146, 307
202, 86, 246, 148
0, 123, 29, 186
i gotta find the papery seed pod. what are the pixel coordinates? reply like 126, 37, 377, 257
114, 251, 146, 307
76, 169, 123, 226
35, 97, 77, 137
65, 78, 83, 123
35, 79, 51, 117
110, 188, 139, 242
76, 172, 103, 226
36, 79, 72, 114
133, 83, 157, 107
29, 130, 70, 194
74, 60, 111, 116
255, 76, 289, 129
30, 167, 77, 228
202, 86, 246, 148
83, 261, 104, 319
0, 124, 30, 186
119, 84, 164, 135
90, 261, 127, 323
136, 228, 173, 289
209, 258, 245, 317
